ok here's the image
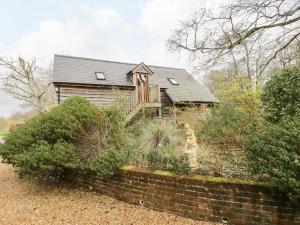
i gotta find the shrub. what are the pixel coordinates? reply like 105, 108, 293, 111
135, 121, 184, 152
145, 146, 191, 175
245, 117, 300, 200
245, 67, 300, 200
87, 147, 132, 178
129, 120, 190, 174
166, 154, 191, 174
101, 103, 128, 149
15, 140, 79, 180
0, 96, 131, 181
261, 67, 300, 123
197, 103, 254, 147
145, 149, 167, 170
0, 97, 98, 179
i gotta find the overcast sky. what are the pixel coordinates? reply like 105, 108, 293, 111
0, 0, 224, 117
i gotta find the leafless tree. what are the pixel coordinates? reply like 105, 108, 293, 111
271, 37, 300, 68
167, 0, 300, 89
0, 57, 54, 111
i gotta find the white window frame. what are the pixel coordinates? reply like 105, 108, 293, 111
168, 78, 179, 85
95, 72, 105, 80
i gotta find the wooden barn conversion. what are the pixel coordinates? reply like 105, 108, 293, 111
52, 55, 218, 121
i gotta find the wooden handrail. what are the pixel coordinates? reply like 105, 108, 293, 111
149, 84, 160, 103
124, 85, 161, 123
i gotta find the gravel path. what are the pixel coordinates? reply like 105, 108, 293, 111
0, 162, 219, 225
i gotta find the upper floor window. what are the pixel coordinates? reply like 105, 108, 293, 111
168, 78, 178, 85
138, 74, 147, 83
95, 72, 105, 80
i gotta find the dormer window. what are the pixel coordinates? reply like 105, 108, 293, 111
138, 74, 147, 83
168, 78, 178, 85
95, 72, 105, 80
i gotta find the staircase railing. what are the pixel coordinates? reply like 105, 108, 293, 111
124, 84, 161, 123
149, 84, 161, 103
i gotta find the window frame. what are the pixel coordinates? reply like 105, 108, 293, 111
95, 72, 106, 80
168, 78, 179, 85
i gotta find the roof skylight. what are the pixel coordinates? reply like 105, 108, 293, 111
168, 78, 178, 85
95, 72, 105, 80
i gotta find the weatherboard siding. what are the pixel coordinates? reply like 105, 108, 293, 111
57, 85, 134, 107
56, 85, 173, 113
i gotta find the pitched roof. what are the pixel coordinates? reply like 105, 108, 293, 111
53, 55, 218, 103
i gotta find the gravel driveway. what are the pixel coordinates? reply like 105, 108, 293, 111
0, 162, 219, 225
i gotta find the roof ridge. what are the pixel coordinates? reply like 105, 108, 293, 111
54, 54, 185, 71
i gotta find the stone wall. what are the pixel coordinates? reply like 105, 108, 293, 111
69, 166, 300, 225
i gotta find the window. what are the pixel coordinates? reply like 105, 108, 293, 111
138, 74, 147, 83
168, 78, 178, 85
95, 72, 105, 80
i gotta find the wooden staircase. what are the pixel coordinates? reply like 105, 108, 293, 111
125, 84, 161, 124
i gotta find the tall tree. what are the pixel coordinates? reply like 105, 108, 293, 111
0, 57, 54, 111
167, 0, 300, 90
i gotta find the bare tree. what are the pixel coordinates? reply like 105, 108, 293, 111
167, 0, 300, 89
0, 57, 54, 111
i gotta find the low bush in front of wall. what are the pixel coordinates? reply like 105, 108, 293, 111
196, 102, 255, 148
145, 146, 191, 174
0, 96, 132, 181
127, 119, 192, 175
245, 67, 300, 201
246, 117, 300, 201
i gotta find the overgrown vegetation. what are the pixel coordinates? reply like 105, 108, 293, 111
0, 66, 299, 200
197, 103, 254, 147
245, 67, 300, 200
197, 77, 261, 146
261, 67, 300, 123
196, 66, 300, 200
246, 117, 300, 199
128, 120, 191, 174
0, 97, 131, 181
145, 146, 191, 175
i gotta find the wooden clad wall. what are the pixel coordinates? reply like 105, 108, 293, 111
57, 85, 134, 107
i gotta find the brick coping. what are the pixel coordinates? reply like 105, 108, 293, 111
120, 166, 271, 187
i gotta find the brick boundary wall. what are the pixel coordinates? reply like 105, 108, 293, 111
67, 166, 300, 225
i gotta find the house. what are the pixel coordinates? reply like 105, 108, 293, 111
52, 55, 218, 121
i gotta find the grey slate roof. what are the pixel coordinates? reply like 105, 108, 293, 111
53, 55, 218, 103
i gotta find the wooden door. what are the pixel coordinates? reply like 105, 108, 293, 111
136, 73, 149, 103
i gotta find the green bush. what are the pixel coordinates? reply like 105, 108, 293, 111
0, 96, 131, 181
145, 146, 191, 175
245, 67, 300, 200
101, 103, 128, 149
129, 120, 190, 175
15, 140, 79, 180
134, 121, 184, 152
87, 147, 132, 178
261, 67, 300, 123
166, 154, 191, 174
145, 149, 167, 170
245, 117, 300, 200
197, 103, 254, 147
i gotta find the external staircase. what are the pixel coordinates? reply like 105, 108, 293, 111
124, 84, 161, 123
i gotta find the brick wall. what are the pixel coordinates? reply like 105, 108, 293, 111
68, 166, 300, 225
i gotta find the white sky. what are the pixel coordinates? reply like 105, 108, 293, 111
0, 0, 225, 117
